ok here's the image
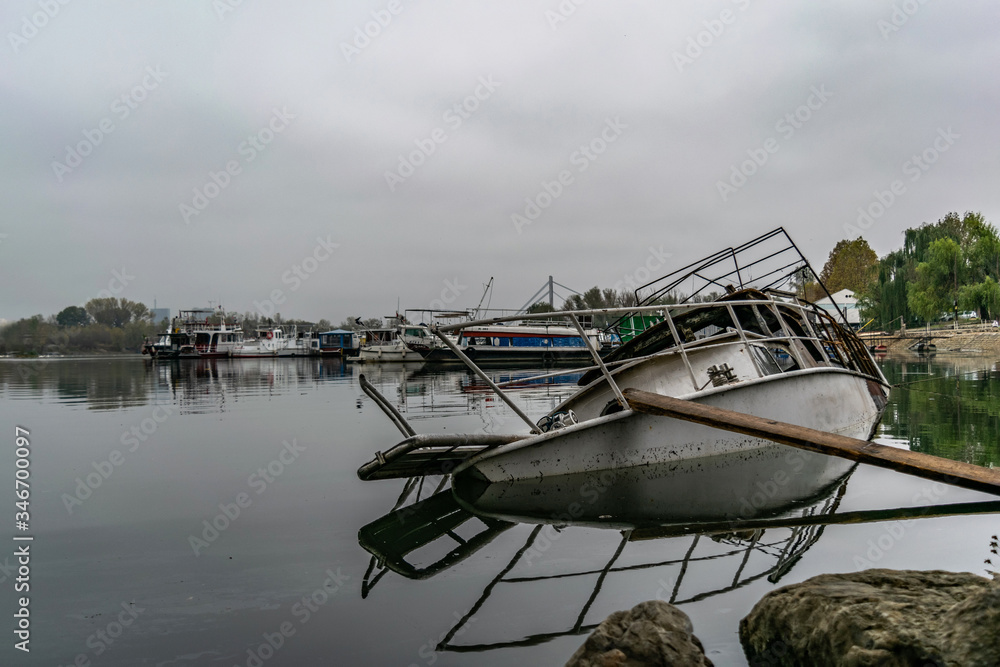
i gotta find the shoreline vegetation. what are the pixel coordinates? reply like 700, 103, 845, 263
4, 211, 999, 356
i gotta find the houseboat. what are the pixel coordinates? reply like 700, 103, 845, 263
318, 329, 361, 356
420, 323, 605, 366
143, 309, 243, 359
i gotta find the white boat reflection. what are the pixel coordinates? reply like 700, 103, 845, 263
358, 468, 1000, 654
359, 466, 850, 653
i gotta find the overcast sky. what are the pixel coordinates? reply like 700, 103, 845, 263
2, 1, 998, 324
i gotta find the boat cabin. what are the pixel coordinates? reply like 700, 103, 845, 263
319, 329, 360, 355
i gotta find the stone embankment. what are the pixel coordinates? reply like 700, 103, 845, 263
565, 600, 713, 666
863, 329, 1000, 354
573, 570, 1000, 666
740, 569, 1000, 667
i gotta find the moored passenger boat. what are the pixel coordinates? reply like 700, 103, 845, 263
355, 323, 432, 362
421, 323, 605, 366
144, 309, 243, 359
231, 328, 281, 357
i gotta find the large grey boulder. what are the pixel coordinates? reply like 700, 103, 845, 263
740, 569, 1000, 666
566, 599, 713, 666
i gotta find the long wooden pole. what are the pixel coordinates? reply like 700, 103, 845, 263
623, 388, 1000, 497
628, 500, 1000, 541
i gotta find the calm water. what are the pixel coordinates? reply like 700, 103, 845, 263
0, 353, 998, 666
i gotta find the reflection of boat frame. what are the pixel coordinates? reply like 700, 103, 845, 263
359, 476, 513, 593
437, 518, 837, 652
358, 472, 851, 653
358, 472, 1000, 654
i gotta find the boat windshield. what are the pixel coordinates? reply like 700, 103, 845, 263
575, 288, 880, 386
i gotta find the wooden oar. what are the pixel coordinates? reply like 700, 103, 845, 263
623, 387, 1000, 497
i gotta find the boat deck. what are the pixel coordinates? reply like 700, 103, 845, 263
357, 433, 527, 481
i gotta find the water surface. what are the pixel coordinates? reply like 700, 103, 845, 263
0, 353, 997, 666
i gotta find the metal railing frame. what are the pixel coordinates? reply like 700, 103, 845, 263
427, 298, 885, 422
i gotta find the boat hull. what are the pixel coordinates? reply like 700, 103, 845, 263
453, 450, 855, 526
148, 346, 234, 360
452, 369, 885, 483
358, 342, 423, 362
231, 348, 277, 358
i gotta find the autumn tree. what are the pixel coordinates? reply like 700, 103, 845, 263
819, 238, 878, 295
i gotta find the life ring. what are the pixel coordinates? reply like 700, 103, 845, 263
267, 332, 273, 339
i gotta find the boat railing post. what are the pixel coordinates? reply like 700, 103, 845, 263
766, 303, 808, 371
430, 327, 543, 434
796, 305, 831, 367
722, 303, 765, 378
811, 311, 850, 368
567, 314, 627, 408
661, 306, 700, 391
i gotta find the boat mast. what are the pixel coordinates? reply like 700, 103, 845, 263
472, 277, 494, 320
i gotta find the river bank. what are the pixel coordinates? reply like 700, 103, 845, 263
869, 330, 1000, 355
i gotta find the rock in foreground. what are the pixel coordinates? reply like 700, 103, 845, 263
566, 599, 712, 667
740, 569, 1000, 667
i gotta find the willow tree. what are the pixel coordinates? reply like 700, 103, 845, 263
864, 211, 1000, 326
907, 238, 962, 321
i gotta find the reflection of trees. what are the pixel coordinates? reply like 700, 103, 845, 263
0, 358, 150, 410
0, 357, 356, 412
879, 357, 1000, 466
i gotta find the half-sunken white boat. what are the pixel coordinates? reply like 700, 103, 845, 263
357, 229, 890, 486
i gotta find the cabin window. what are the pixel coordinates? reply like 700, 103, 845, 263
510, 336, 550, 347
551, 336, 585, 347
750, 345, 785, 375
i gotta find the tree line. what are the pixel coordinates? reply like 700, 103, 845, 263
0, 296, 391, 356
0, 298, 159, 356
529, 211, 1000, 332
817, 211, 1000, 328
5, 211, 995, 354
